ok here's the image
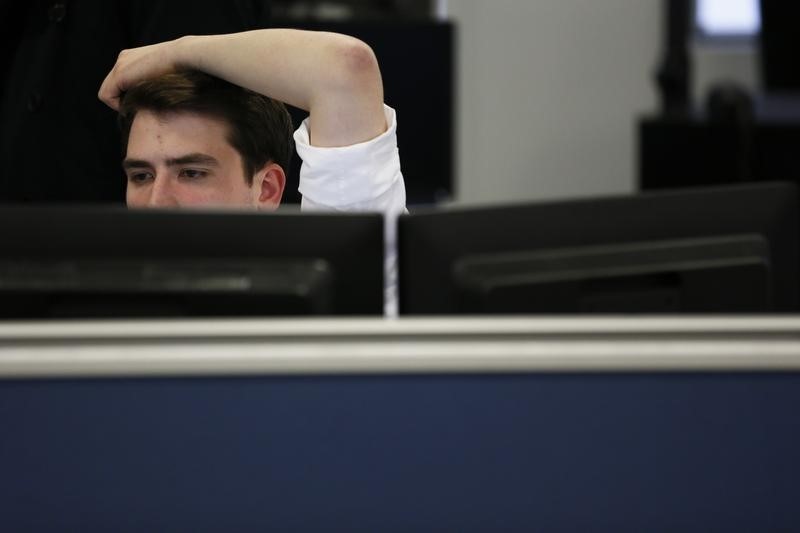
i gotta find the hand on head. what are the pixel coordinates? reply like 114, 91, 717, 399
98, 38, 186, 111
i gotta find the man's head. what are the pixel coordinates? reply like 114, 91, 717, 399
118, 70, 294, 208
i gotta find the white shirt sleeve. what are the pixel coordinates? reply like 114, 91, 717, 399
294, 105, 407, 317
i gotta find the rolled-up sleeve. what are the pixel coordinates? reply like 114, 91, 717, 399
295, 105, 406, 215
293, 105, 407, 317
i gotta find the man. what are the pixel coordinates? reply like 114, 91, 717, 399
99, 29, 407, 314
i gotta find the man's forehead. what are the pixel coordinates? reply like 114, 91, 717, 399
127, 109, 237, 158
132, 109, 231, 131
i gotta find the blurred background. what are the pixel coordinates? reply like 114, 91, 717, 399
1, 0, 797, 206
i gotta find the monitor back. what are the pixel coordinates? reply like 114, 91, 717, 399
399, 182, 798, 314
0, 207, 385, 317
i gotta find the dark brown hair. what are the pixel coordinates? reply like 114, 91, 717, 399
118, 70, 294, 185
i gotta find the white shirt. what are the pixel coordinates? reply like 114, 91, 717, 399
293, 105, 407, 316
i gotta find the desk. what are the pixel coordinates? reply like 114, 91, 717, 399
2, 317, 800, 531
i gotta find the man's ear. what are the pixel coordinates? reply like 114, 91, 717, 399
252, 162, 286, 209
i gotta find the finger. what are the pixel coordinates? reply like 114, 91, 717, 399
97, 67, 127, 111
98, 69, 125, 111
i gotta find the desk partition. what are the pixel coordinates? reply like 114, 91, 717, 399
2, 317, 799, 532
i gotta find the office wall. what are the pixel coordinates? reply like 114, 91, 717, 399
446, 1, 662, 204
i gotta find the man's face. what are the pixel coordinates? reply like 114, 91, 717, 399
124, 110, 282, 209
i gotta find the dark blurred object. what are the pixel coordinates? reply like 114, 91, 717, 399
0, 1, 271, 205
639, 101, 800, 191
760, 1, 800, 92
655, 0, 692, 116
705, 82, 754, 124
277, 19, 454, 205
704, 81, 755, 183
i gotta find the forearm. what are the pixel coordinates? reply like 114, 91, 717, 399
177, 30, 376, 110
100, 28, 387, 147
177, 29, 386, 147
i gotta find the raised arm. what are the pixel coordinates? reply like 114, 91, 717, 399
99, 29, 386, 148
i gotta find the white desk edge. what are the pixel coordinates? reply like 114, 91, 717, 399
2, 316, 800, 377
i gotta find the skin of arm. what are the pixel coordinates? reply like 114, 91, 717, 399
98, 29, 387, 148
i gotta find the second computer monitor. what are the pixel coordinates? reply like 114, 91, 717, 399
399, 182, 798, 314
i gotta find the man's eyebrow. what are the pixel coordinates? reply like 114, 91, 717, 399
122, 153, 220, 171
165, 153, 220, 167
122, 159, 152, 171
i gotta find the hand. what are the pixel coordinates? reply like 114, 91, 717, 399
98, 37, 189, 111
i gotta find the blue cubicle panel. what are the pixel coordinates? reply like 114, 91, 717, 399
2, 371, 799, 532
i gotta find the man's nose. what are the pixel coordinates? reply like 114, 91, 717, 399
148, 175, 179, 207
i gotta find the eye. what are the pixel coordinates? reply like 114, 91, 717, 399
179, 169, 209, 180
127, 172, 153, 184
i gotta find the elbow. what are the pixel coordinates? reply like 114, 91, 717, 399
330, 36, 381, 91
341, 38, 379, 75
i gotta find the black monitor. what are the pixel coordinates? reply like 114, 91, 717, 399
399, 182, 798, 314
0, 207, 384, 318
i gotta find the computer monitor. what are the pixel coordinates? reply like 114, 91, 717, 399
0, 206, 384, 317
399, 182, 798, 314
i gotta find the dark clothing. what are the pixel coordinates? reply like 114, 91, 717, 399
0, 0, 270, 204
